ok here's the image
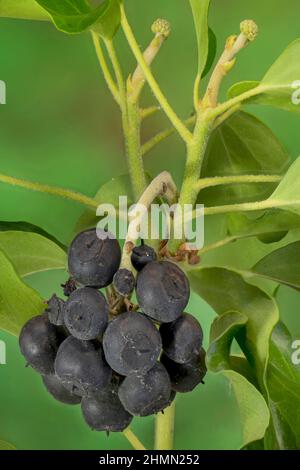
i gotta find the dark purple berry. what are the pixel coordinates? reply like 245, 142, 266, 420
136, 261, 190, 323
68, 228, 121, 288
64, 287, 108, 340
19, 315, 62, 375
131, 243, 157, 271
113, 269, 135, 297
46, 294, 65, 326
55, 336, 112, 397
103, 311, 162, 376
160, 313, 203, 363
118, 363, 171, 416
42, 374, 81, 405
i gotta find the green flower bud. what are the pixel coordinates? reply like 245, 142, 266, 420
151, 19, 171, 38
240, 20, 258, 41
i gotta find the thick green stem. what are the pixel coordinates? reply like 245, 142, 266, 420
124, 99, 147, 199
168, 115, 212, 254
155, 402, 175, 450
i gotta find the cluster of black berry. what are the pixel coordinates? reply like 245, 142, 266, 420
19, 228, 206, 434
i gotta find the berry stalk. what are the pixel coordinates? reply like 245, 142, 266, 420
154, 402, 175, 450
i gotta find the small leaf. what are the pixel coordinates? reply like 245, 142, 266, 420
0, 221, 66, 251
0, 249, 44, 336
199, 111, 289, 206
201, 27, 217, 79
189, 0, 213, 78
35, 0, 121, 36
0, 231, 67, 277
207, 312, 270, 448
264, 323, 300, 449
0, 0, 49, 20
251, 241, 300, 290
228, 39, 300, 115
268, 156, 300, 215
0, 440, 16, 450
75, 174, 134, 233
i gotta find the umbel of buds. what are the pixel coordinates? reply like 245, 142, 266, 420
151, 18, 171, 38
240, 20, 259, 41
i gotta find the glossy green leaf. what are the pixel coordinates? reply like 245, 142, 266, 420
268, 156, 300, 215
0, 440, 16, 450
199, 111, 289, 206
0, 231, 67, 277
0, 221, 66, 251
189, 0, 213, 78
207, 312, 270, 447
188, 267, 279, 383
251, 242, 300, 290
35, 0, 121, 36
227, 210, 300, 245
228, 39, 300, 115
75, 174, 133, 234
0, 0, 49, 20
0, 249, 44, 335
264, 323, 300, 449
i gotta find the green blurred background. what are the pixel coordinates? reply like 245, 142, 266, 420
0, 0, 300, 450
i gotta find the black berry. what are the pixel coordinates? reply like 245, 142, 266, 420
19, 315, 62, 375
68, 228, 121, 288
46, 294, 65, 326
118, 363, 171, 416
136, 261, 190, 323
42, 374, 82, 405
160, 348, 207, 393
113, 269, 135, 297
103, 312, 161, 375
81, 381, 133, 432
131, 243, 157, 271
160, 313, 203, 363
55, 336, 112, 397
103, 311, 162, 376
64, 287, 108, 340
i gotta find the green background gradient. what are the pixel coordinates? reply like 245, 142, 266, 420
0, 0, 299, 450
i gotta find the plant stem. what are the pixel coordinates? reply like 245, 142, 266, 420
154, 402, 175, 450
204, 198, 293, 216
0, 173, 98, 209
140, 105, 160, 120
123, 427, 146, 451
120, 3, 192, 144
104, 39, 146, 200
195, 174, 282, 192
91, 32, 120, 105
120, 171, 178, 270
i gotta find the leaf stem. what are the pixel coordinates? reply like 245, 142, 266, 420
0, 173, 98, 209
203, 198, 292, 216
120, 3, 192, 144
123, 427, 146, 451
91, 32, 120, 105
120, 171, 178, 270
154, 402, 175, 450
195, 174, 282, 192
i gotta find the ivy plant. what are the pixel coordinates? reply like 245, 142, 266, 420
1, 0, 300, 451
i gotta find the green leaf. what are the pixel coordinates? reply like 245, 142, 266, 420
188, 267, 279, 383
264, 323, 300, 449
75, 174, 133, 234
0, 440, 16, 450
268, 156, 300, 215
202, 27, 217, 79
0, 221, 66, 251
227, 210, 300, 245
199, 111, 289, 206
0, 249, 44, 335
0, 0, 49, 20
251, 241, 300, 290
0, 231, 67, 277
207, 312, 270, 447
189, 0, 213, 78
228, 39, 300, 115
34, 0, 121, 36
